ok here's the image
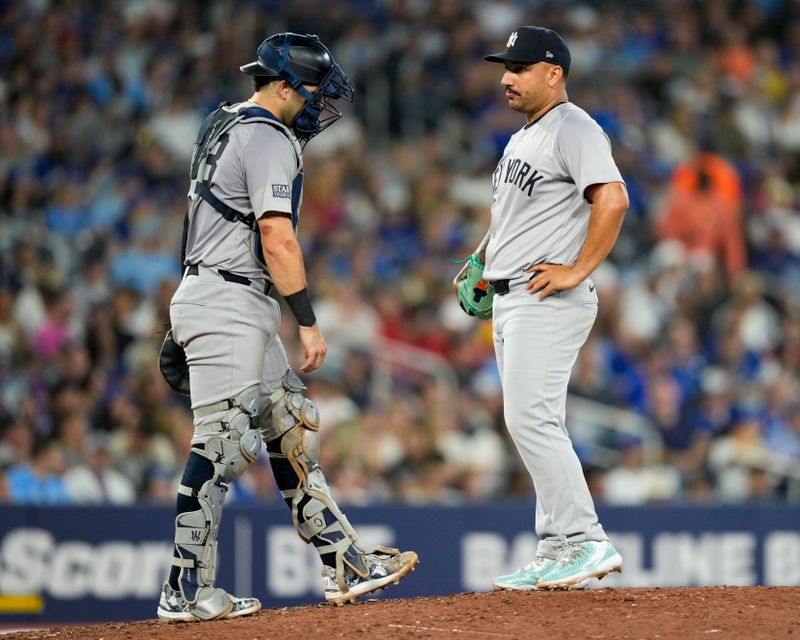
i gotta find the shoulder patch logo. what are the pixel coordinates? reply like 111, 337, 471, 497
506, 32, 518, 47
272, 184, 290, 199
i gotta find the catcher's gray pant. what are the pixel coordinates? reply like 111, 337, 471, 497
492, 277, 607, 560
169, 267, 399, 600
170, 268, 288, 444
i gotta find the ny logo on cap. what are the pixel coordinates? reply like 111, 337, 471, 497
506, 31, 518, 47
545, 51, 554, 58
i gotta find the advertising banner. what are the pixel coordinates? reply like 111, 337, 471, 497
1, 504, 798, 623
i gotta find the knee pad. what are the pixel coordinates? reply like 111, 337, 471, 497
195, 384, 262, 482
264, 368, 320, 441
172, 385, 262, 604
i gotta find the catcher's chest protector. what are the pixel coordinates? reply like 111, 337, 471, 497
182, 102, 305, 262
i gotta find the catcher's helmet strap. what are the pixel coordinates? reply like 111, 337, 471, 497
262, 34, 316, 102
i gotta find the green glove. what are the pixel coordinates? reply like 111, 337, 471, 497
454, 253, 494, 320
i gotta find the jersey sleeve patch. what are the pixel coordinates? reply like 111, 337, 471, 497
272, 184, 291, 198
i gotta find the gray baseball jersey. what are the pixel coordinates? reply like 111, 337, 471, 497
183, 101, 302, 281
487, 101, 624, 557
483, 102, 623, 281
173, 101, 303, 438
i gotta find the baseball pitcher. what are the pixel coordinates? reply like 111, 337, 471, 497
456, 26, 628, 591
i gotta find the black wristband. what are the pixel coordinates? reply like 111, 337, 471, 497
284, 288, 317, 327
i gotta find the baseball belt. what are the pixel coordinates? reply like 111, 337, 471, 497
186, 264, 273, 295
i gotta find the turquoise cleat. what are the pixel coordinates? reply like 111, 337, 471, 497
536, 540, 622, 590
492, 555, 558, 591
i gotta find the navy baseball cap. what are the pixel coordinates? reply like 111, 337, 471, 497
484, 26, 571, 71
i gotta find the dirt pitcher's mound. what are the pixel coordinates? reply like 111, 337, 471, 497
2, 587, 799, 640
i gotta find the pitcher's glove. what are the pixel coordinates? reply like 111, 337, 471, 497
159, 329, 190, 396
453, 253, 494, 321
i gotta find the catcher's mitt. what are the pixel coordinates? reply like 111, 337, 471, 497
453, 253, 494, 320
159, 329, 190, 396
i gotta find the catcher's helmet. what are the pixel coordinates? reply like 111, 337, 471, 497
240, 33, 354, 143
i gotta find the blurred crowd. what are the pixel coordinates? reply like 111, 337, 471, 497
2, 0, 800, 508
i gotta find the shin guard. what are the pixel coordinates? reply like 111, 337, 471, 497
264, 370, 399, 593
171, 385, 262, 611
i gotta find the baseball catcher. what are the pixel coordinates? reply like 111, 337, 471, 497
156, 32, 418, 623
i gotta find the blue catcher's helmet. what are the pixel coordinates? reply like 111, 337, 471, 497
240, 32, 355, 143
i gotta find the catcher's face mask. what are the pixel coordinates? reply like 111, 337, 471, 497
292, 62, 355, 143
242, 33, 355, 144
